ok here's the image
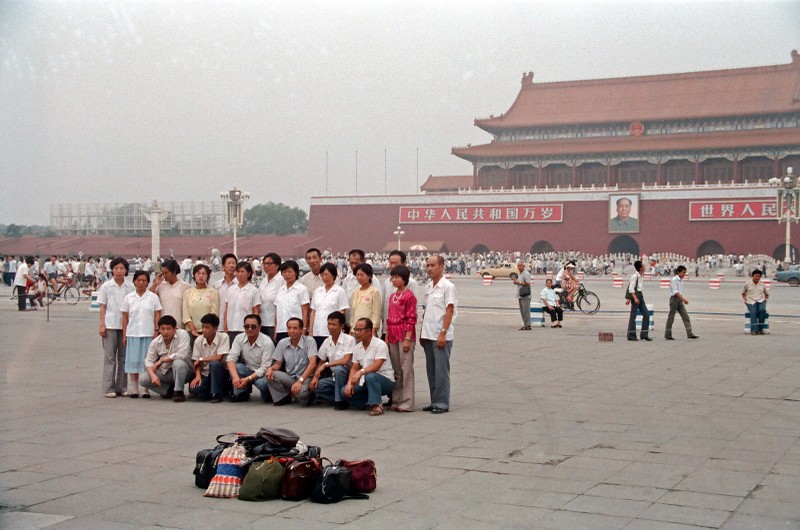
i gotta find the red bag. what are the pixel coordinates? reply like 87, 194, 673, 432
336, 459, 377, 493
280, 458, 322, 501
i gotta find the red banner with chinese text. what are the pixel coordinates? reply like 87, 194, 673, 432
689, 200, 777, 221
398, 204, 563, 224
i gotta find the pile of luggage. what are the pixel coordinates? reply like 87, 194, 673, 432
193, 426, 376, 504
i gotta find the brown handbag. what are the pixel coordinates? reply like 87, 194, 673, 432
280, 458, 322, 501
336, 459, 377, 493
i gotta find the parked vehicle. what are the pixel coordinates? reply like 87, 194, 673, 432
775, 264, 800, 286
480, 262, 519, 280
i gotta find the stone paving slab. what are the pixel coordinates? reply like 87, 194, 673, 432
0, 279, 799, 528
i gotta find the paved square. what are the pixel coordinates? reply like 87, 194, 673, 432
1, 278, 798, 528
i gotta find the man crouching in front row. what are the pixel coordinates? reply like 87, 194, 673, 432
266, 317, 318, 406
139, 315, 192, 402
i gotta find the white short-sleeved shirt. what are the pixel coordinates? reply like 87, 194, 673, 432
274, 283, 310, 333
353, 337, 394, 382
421, 277, 458, 341
121, 290, 162, 337
145, 329, 192, 375
310, 284, 350, 336
317, 333, 356, 365
225, 283, 260, 332
192, 332, 231, 376
214, 276, 238, 311
97, 278, 135, 329
258, 274, 285, 328
13, 263, 29, 287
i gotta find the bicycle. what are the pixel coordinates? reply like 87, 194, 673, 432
557, 282, 600, 314
44, 278, 80, 306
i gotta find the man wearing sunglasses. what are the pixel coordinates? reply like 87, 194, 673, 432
223, 314, 274, 402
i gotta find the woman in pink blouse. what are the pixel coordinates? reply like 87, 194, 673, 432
385, 265, 417, 412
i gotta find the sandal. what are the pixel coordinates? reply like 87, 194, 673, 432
369, 405, 384, 416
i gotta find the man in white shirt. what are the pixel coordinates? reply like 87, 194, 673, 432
626, 260, 652, 341
299, 247, 324, 295
180, 256, 194, 282
343, 318, 394, 415
139, 315, 193, 402
13, 256, 34, 311
420, 255, 457, 414
222, 314, 274, 403
309, 311, 355, 409
189, 313, 231, 402
213, 253, 238, 305
665, 266, 699, 341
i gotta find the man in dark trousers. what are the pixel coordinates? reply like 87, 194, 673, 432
626, 260, 651, 341
664, 265, 699, 341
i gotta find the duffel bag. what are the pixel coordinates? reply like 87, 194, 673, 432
310, 463, 369, 504
238, 457, 285, 501
280, 458, 322, 501
336, 459, 377, 493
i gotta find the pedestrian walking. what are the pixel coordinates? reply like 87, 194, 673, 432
664, 265, 699, 340
626, 260, 651, 341
742, 269, 769, 335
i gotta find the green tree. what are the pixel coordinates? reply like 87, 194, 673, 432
242, 202, 308, 235
5, 224, 22, 238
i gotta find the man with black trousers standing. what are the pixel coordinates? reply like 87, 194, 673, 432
626, 260, 651, 341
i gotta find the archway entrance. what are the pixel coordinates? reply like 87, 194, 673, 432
772, 244, 798, 263
530, 240, 554, 254
471, 244, 490, 254
696, 240, 724, 258
608, 235, 639, 255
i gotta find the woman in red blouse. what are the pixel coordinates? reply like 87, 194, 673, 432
385, 265, 417, 412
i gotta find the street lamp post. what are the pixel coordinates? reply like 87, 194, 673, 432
393, 225, 405, 251
219, 187, 250, 257
769, 167, 799, 267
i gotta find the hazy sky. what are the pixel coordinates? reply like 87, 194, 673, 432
1, 0, 798, 225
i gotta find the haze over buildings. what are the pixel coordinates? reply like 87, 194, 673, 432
2, 0, 798, 226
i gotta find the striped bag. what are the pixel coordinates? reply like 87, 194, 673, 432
203, 443, 247, 498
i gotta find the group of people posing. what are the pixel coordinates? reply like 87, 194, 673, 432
96, 249, 457, 416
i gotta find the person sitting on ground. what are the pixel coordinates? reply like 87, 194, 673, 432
540, 278, 564, 328
189, 313, 231, 402
309, 311, 355, 410
343, 318, 395, 416
139, 315, 192, 402
219, 314, 274, 403
265, 317, 318, 406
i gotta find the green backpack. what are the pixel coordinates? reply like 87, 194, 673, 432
238, 458, 285, 501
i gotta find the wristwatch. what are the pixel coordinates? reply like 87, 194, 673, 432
299, 376, 305, 383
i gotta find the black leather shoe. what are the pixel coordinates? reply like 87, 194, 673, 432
210, 394, 223, 403
642, 337, 653, 341
665, 337, 675, 340
229, 393, 250, 403
431, 407, 449, 414
688, 335, 699, 339
627, 337, 638, 341
422, 405, 434, 411
334, 401, 350, 410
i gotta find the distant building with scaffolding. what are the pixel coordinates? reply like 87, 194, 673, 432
50, 202, 228, 235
